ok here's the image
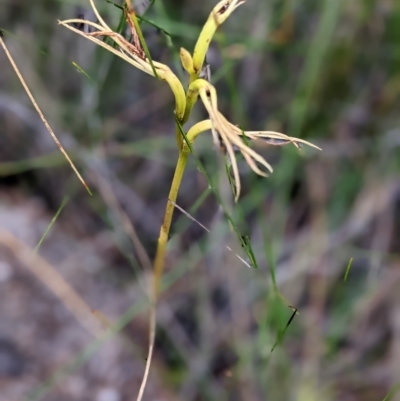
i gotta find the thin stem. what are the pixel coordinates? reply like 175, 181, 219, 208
153, 149, 188, 296
137, 147, 188, 401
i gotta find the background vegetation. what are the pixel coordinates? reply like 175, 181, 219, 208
1, 0, 400, 400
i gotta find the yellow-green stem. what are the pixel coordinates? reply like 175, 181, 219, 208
152, 148, 189, 297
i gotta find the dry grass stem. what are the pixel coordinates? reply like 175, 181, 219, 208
0, 230, 104, 338
0, 36, 91, 194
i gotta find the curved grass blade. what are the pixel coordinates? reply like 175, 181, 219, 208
72, 61, 92, 80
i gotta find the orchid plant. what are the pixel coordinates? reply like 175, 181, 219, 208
59, 0, 320, 398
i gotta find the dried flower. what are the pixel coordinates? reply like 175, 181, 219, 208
186, 79, 321, 200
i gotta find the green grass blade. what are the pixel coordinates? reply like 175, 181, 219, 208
343, 257, 353, 282
34, 196, 69, 253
